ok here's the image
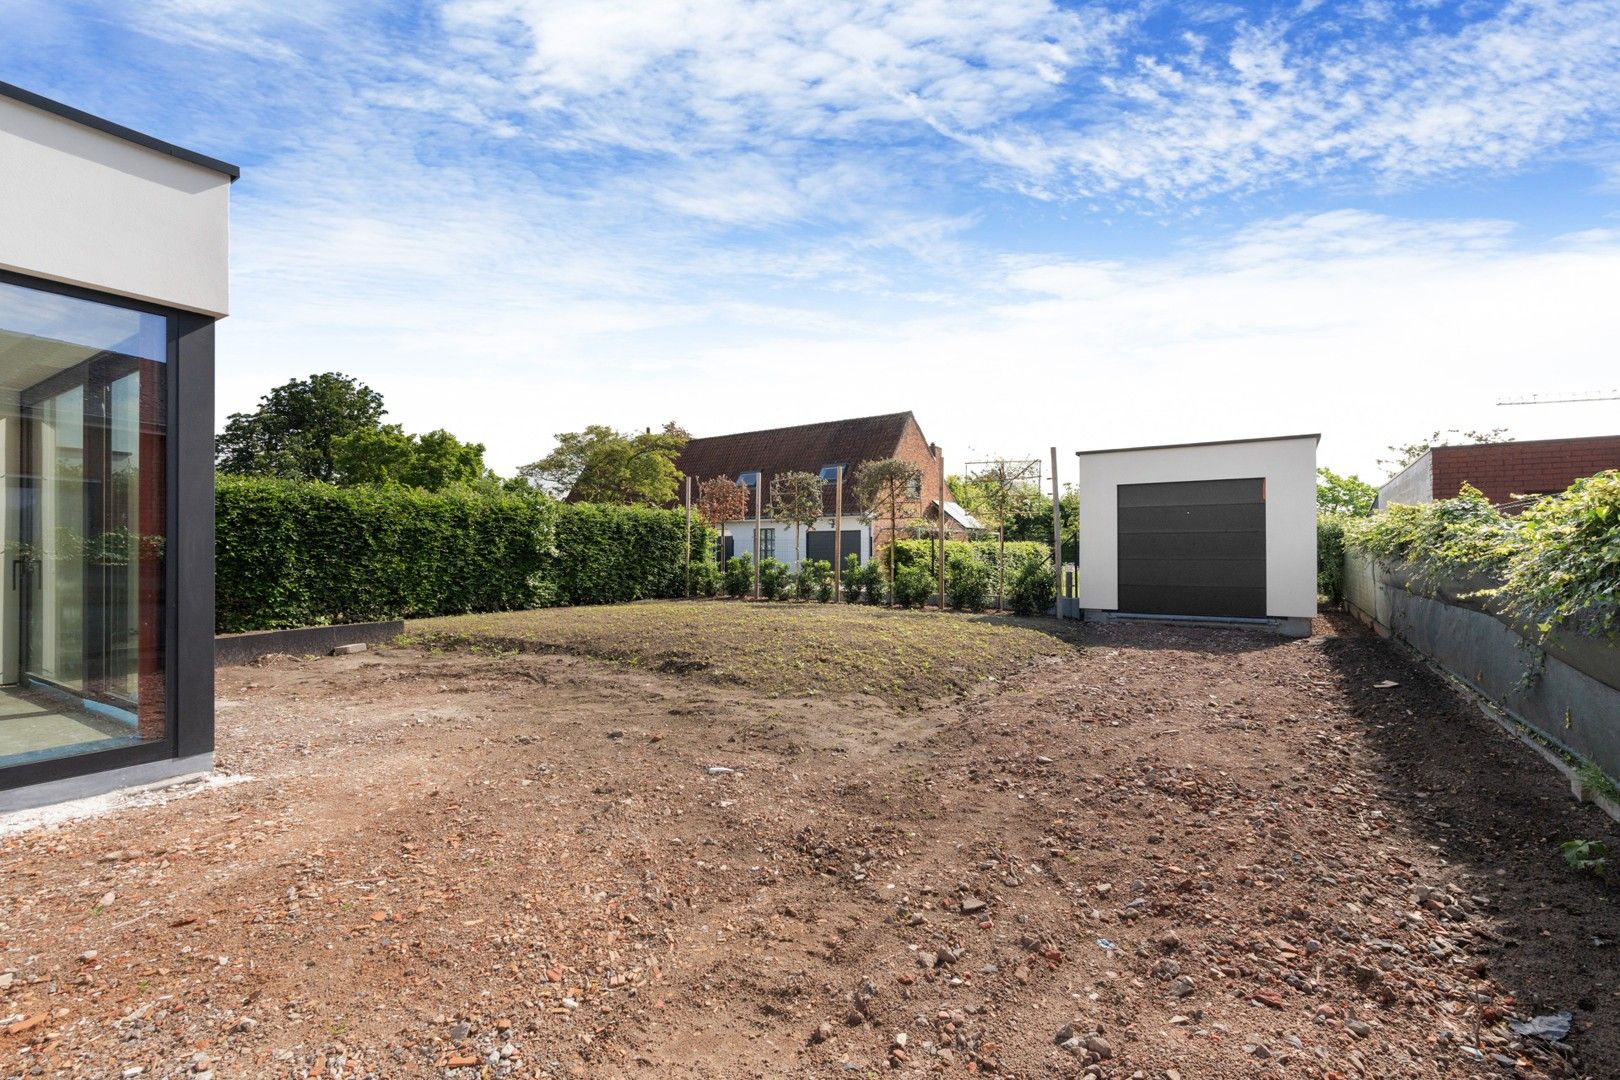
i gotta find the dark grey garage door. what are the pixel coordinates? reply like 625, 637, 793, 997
1117, 478, 1265, 618
805, 529, 863, 566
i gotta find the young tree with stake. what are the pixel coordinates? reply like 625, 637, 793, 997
853, 458, 923, 606
964, 460, 1039, 610
695, 477, 751, 563
768, 471, 826, 572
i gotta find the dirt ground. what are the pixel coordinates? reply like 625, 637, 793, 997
2, 610, 1618, 1080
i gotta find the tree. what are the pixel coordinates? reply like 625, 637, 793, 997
520, 422, 688, 505
694, 477, 751, 562
1316, 467, 1377, 516
853, 458, 923, 606
960, 459, 1041, 610
768, 471, 826, 570
1379, 428, 1511, 476
1004, 487, 1078, 562
331, 425, 491, 491
217, 373, 386, 482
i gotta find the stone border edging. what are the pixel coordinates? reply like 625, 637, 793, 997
214, 621, 406, 666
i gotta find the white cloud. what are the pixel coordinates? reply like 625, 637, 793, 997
1012, 0, 1620, 200
216, 204, 1620, 481
30, 0, 1617, 486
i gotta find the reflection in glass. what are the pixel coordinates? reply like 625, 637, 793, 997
0, 278, 169, 772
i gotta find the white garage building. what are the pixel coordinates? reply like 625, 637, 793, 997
1075, 434, 1319, 637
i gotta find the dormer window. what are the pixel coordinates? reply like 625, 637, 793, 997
738, 470, 760, 490
818, 464, 845, 483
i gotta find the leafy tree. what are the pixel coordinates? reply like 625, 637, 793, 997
853, 457, 923, 606
1004, 487, 1078, 562
1316, 467, 1378, 517
694, 477, 751, 563
1380, 428, 1511, 476
768, 470, 826, 570
521, 422, 688, 505
217, 373, 386, 482
960, 460, 1041, 610
332, 425, 490, 491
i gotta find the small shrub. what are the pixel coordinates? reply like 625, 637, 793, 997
723, 554, 753, 598
840, 554, 864, 603
893, 564, 934, 608
797, 559, 833, 603
863, 564, 887, 606
759, 558, 790, 600
945, 550, 992, 612
1007, 551, 1057, 616
1561, 838, 1609, 877
690, 560, 722, 598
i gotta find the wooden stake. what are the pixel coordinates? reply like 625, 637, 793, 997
752, 478, 762, 600
1049, 447, 1061, 617
936, 444, 946, 611
684, 475, 693, 598
833, 465, 844, 602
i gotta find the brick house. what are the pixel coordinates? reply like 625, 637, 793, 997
1378, 434, 1620, 509
674, 411, 975, 569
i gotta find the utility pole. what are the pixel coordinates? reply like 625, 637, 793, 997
936, 445, 947, 611
1049, 446, 1061, 616
752, 478, 763, 600
684, 475, 692, 598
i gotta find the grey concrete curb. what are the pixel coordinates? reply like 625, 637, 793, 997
215, 621, 405, 666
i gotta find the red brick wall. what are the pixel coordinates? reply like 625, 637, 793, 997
888, 419, 968, 541
1430, 436, 1620, 506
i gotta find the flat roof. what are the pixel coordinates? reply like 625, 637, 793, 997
0, 80, 240, 181
1076, 433, 1321, 457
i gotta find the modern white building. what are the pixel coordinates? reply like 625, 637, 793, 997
0, 81, 234, 810
1075, 434, 1319, 637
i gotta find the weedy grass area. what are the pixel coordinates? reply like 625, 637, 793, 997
407, 599, 1079, 704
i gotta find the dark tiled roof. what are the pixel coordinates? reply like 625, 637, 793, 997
675, 411, 919, 514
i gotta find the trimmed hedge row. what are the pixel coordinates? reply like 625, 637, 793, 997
550, 502, 704, 607
888, 538, 1051, 573
1316, 514, 1348, 604
216, 475, 707, 632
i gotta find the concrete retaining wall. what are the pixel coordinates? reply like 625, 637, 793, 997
215, 620, 405, 667
1344, 551, 1620, 783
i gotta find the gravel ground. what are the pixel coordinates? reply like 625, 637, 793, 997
1, 610, 1616, 1079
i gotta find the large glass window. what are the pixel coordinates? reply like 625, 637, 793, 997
0, 279, 168, 772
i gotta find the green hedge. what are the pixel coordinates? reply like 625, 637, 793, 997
216, 475, 707, 632
1344, 472, 1620, 639
887, 538, 1050, 574
550, 502, 706, 606
1316, 514, 1347, 604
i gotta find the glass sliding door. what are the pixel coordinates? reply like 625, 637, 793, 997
0, 278, 169, 773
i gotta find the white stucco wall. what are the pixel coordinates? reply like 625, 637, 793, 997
0, 95, 230, 316
1077, 436, 1319, 620
721, 516, 870, 570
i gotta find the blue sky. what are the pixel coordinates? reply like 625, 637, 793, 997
6, 0, 1620, 480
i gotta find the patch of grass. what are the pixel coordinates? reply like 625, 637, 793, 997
406, 600, 1080, 705
1577, 759, 1620, 804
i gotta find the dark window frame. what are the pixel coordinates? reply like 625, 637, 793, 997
0, 268, 214, 793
